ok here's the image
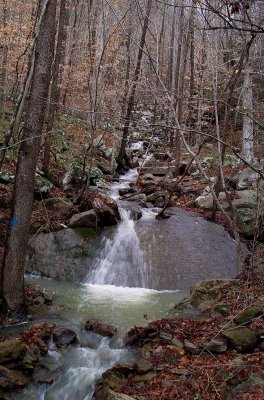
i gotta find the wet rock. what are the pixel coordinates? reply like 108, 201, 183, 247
42, 289, 54, 304
124, 193, 147, 203
27, 227, 101, 281
131, 157, 139, 168
119, 187, 137, 196
0, 340, 27, 364
203, 339, 227, 353
21, 346, 40, 370
33, 366, 55, 384
84, 320, 117, 337
41, 197, 73, 213
184, 340, 200, 355
91, 192, 121, 226
142, 184, 157, 195
53, 327, 77, 347
234, 306, 262, 325
69, 210, 99, 229
127, 206, 142, 221
134, 358, 153, 374
34, 175, 54, 199
223, 328, 257, 352
0, 366, 29, 389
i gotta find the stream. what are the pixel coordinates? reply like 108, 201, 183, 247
9, 141, 241, 399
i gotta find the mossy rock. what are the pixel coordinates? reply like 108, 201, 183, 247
188, 279, 231, 308
234, 306, 262, 325
223, 328, 257, 352
73, 227, 98, 240
0, 340, 27, 364
42, 197, 73, 212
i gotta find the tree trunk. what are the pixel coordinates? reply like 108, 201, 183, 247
242, 60, 254, 162
116, 0, 152, 172
0, 0, 8, 122
43, 0, 69, 174
1, 0, 57, 312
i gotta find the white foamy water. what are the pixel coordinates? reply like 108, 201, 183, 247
86, 208, 149, 288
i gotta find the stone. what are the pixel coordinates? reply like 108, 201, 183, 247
69, 209, 99, 229
123, 193, 147, 203
53, 327, 77, 347
184, 340, 200, 355
223, 328, 257, 352
84, 320, 117, 337
127, 206, 142, 221
211, 303, 230, 317
134, 372, 156, 382
0, 340, 27, 364
119, 187, 137, 196
234, 306, 262, 325
34, 175, 54, 199
227, 374, 264, 400
139, 166, 175, 176
21, 346, 40, 370
62, 163, 85, 191
195, 192, 228, 210
91, 192, 121, 226
142, 184, 157, 195
147, 191, 167, 203
33, 367, 55, 384
0, 366, 28, 389
171, 368, 191, 376
0, 170, 15, 184
134, 358, 153, 374
232, 167, 261, 190
203, 339, 227, 353
94, 387, 135, 400
34, 295, 45, 305
185, 279, 230, 309
97, 160, 113, 175
42, 197, 73, 213
165, 345, 185, 356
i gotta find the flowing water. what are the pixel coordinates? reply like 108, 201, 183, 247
11, 142, 189, 399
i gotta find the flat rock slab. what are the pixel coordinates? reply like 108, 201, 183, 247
135, 207, 247, 290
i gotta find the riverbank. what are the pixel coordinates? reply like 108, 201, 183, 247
93, 271, 264, 400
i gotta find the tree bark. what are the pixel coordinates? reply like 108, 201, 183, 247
43, 0, 70, 174
1, 0, 57, 312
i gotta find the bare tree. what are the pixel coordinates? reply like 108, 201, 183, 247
1, 0, 58, 313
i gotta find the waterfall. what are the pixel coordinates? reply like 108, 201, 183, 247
85, 208, 149, 288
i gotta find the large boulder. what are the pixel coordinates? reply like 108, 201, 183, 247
27, 227, 101, 281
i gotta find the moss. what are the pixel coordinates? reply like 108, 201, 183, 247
223, 328, 257, 352
234, 306, 262, 325
73, 227, 97, 240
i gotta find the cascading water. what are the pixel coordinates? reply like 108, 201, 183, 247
86, 208, 149, 288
